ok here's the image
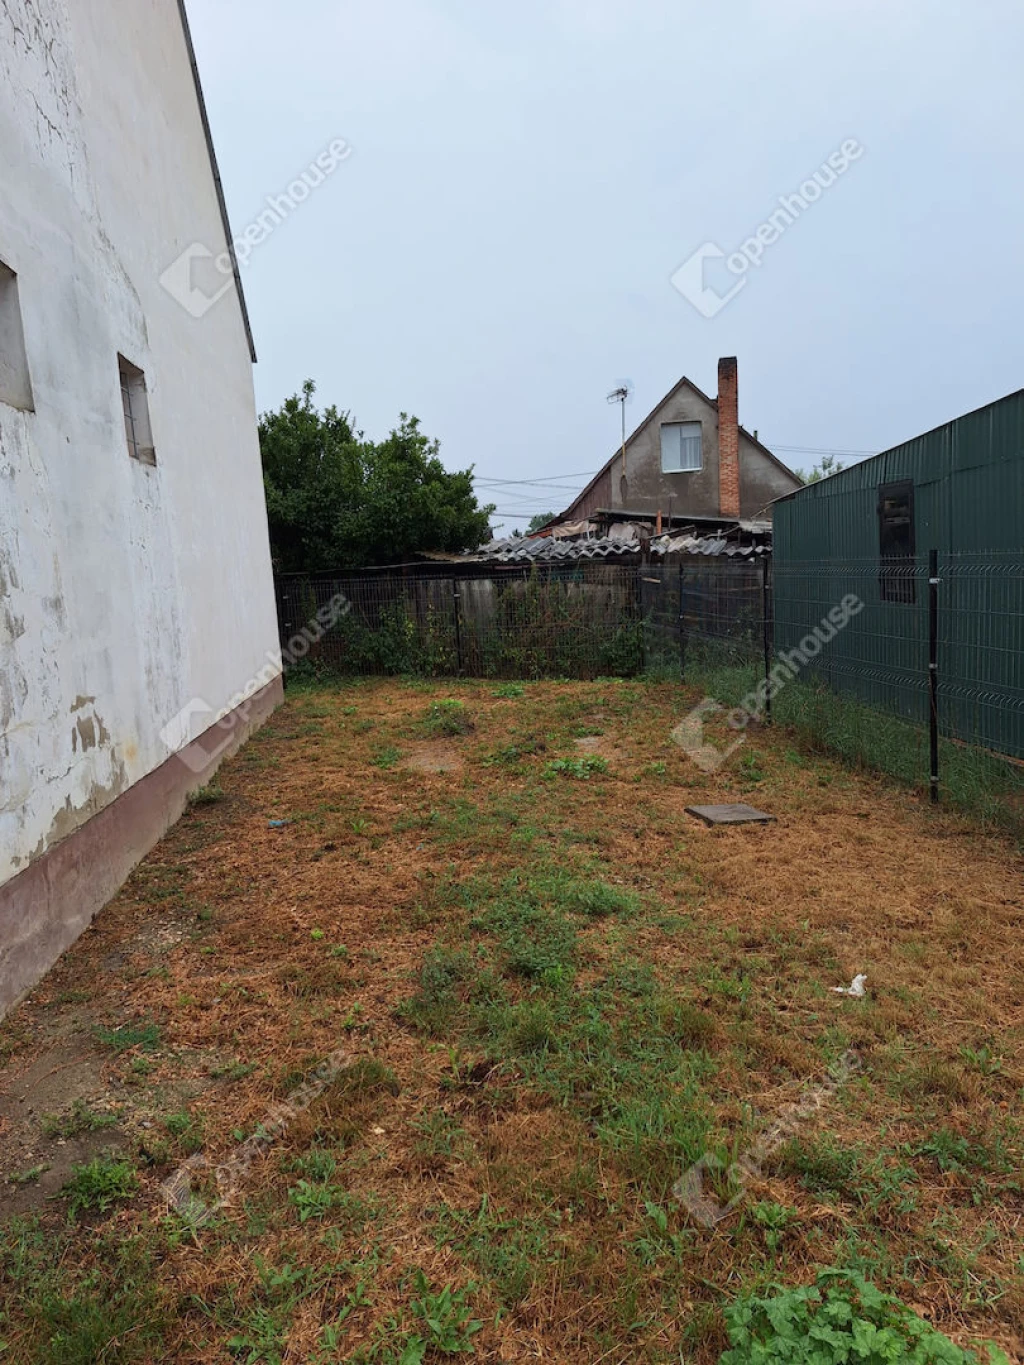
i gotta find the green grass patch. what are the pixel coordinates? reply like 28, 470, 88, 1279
60, 1154, 138, 1218
42, 1100, 120, 1140
370, 744, 401, 769
0, 1219, 168, 1364
561, 878, 640, 918
93, 1021, 161, 1054
430, 1197, 556, 1305
543, 755, 608, 779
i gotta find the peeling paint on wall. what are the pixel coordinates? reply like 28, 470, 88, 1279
45, 762, 128, 847
0, 551, 26, 646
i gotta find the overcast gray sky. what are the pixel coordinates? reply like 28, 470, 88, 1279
188, 0, 1024, 533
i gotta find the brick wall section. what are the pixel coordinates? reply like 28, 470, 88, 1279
717, 355, 740, 517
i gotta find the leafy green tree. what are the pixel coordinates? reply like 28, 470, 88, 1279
259, 381, 357, 573
796, 454, 845, 485
259, 381, 494, 572
527, 512, 557, 533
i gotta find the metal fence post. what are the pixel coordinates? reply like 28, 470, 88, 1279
762, 553, 773, 724
452, 570, 464, 675
928, 549, 939, 804
677, 561, 686, 680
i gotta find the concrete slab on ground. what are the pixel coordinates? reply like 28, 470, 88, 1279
685, 803, 775, 826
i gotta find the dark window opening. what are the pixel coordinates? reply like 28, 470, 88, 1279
118, 355, 156, 465
0, 258, 34, 412
878, 479, 915, 603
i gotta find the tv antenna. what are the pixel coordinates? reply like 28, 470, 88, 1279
606, 381, 633, 476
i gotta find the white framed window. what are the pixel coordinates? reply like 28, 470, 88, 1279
661, 421, 702, 472
119, 355, 156, 465
0, 259, 33, 412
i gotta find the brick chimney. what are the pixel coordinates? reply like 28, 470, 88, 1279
717, 356, 740, 519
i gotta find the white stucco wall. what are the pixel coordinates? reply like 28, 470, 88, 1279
0, 0, 280, 886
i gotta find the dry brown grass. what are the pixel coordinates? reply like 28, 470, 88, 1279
0, 677, 1021, 1363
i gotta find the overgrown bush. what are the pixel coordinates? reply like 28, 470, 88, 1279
281, 567, 647, 680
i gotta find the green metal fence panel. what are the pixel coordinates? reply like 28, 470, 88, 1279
773, 388, 1024, 759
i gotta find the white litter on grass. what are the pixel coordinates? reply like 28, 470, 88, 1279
832, 974, 867, 998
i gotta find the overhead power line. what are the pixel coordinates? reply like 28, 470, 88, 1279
473, 471, 599, 486
769, 444, 877, 457
474, 448, 875, 489
475, 442, 878, 515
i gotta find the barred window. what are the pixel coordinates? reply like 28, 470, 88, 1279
119, 356, 156, 466
0, 258, 33, 412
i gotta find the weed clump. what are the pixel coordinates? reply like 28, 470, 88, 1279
61, 1154, 138, 1218
506, 1000, 560, 1055
780, 1135, 860, 1197
326, 1057, 401, 1102
489, 902, 576, 981
721, 1269, 1009, 1365
656, 997, 718, 1050
544, 756, 608, 779
423, 699, 473, 737
563, 879, 639, 918
42, 1101, 120, 1141
370, 744, 401, 769
397, 948, 475, 1036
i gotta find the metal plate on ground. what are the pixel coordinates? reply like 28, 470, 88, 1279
685, 803, 775, 826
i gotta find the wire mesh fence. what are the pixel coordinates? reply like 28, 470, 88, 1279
688, 551, 1024, 830
275, 563, 647, 681
938, 552, 1024, 759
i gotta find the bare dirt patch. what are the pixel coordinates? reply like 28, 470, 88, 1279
401, 742, 464, 773
0, 1034, 116, 1218
573, 732, 635, 771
